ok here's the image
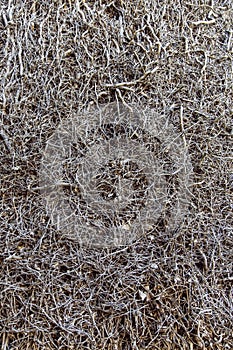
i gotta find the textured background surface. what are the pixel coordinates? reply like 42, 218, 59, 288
0, 0, 232, 349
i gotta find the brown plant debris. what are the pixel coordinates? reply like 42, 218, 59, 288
0, 0, 232, 349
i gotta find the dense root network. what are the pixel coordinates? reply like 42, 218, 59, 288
0, 0, 232, 349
